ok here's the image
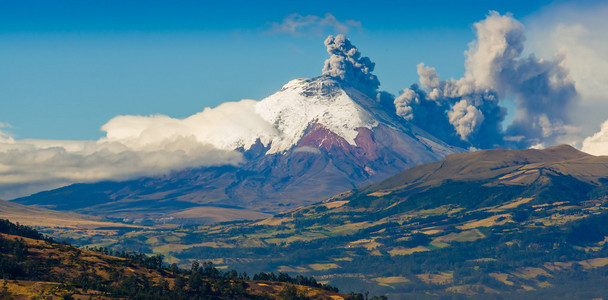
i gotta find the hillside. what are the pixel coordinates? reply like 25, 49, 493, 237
0, 219, 357, 299
32, 145, 608, 298
0, 199, 145, 230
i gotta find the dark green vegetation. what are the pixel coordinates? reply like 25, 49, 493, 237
21, 145, 608, 298
0, 219, 354, 299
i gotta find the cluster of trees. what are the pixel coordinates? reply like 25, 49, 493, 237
253, 272, 338, 292
0, 220, 43, 281
87, 246, 165, 270
0, 219, 50, 241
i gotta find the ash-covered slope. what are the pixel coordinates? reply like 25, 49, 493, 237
14, 35, 461, 223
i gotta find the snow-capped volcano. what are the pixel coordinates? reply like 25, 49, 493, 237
15, 75, 461, 220
14, 35, 463, 224
255, 77, 379, 153
253, 75, 459, 159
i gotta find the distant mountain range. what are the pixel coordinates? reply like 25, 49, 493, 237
14, 76, 460, 224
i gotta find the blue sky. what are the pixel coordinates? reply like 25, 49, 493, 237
0, 0, 597, 140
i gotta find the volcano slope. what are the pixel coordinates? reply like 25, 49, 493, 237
61, 145, 608, 298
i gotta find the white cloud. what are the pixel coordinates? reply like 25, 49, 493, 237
582, 120, 608, 156
268, 13, 361, 37
101, 100, 277, 151
0, 137, 243, 200
0, 99, 286, 199
525, 2, 608, 142
0, 122, 13, 143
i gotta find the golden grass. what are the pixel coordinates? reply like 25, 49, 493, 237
429, 241, 450, 248
146, 237, 160, 244
489, 273, 514, 286
324, 200, 350, 208
416, 272, 453, 285
0, 200, 141, 230
348, 238, 381, 250
170, 206, 271, 223
333, 257, 353, 261
367, 191, 392, 197
331, 221, 372, 235
420, 228, 443, 235
487, 197, 533, 212
388, 246, 430, 256
264, 231, 327, 245
278, 265, 310, 272
533, 213, 585, 226
497, 169, 540, 185
308, 263, 340, 271
445, 284, 499, 295
511, 267, 551, 280
373, 276, 410, 284
1, 232, 174, 294
585, 257, 608, 268
370, 250, 383, 256
255, 217, 293, 226
458, 214, 512, 230
537, 281, 553, 288
434, 229, 485, 243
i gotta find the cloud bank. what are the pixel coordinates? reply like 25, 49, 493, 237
393, 11, 578, 149
268, 13, 361, 37
0, 100, 288, 199
582, 121, 608, 156
0, 138, 242, 200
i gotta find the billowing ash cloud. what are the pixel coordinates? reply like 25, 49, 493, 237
394, 11, 578, 149
581, 121, 608, 156
322, 34, 380, 97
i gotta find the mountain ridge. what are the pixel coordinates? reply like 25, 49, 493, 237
363, 144, 598, 193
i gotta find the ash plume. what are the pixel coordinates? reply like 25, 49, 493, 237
322, 34, 380, 97
394, 11, 578, 149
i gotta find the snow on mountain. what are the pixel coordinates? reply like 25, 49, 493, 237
255, 77, 379, 153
